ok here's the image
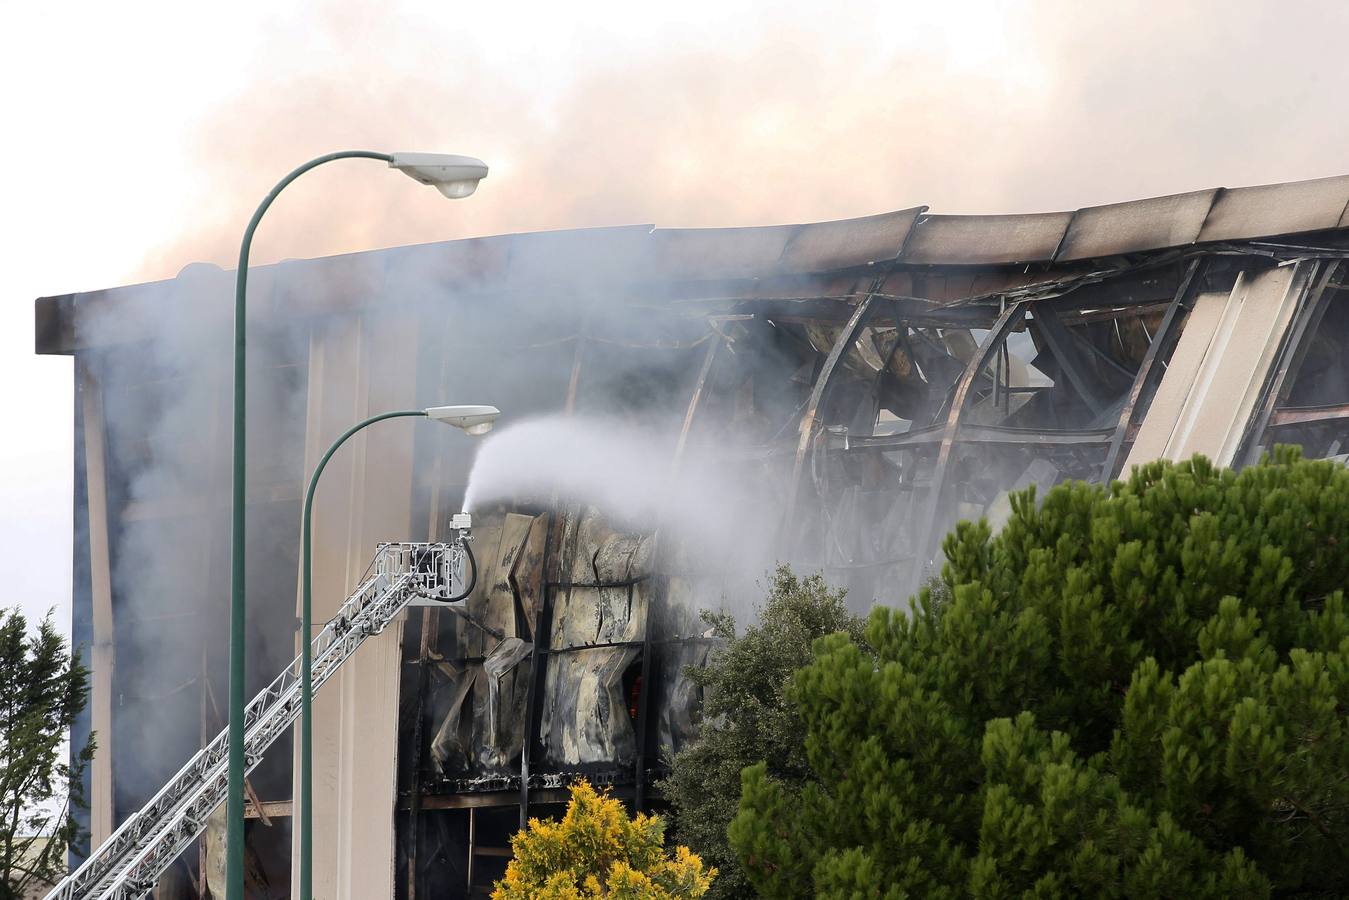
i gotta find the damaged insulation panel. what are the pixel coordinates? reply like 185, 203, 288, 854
35, 174, 1349, 899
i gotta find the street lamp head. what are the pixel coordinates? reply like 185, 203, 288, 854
389, 152, 489, 199
425, 405, 500, 436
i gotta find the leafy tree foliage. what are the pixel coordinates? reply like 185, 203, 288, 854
0, 607, 92, 898
662, 567, 864, 899
730, 450, 1349, 898
493, 779, 714, 899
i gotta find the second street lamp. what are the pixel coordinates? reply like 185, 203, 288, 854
228, 150, 488, 900
298, 405, 499, 900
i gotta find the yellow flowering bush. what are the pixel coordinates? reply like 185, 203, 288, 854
493, 780, 715, 899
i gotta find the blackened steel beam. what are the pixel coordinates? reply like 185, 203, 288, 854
632, 580, 654, 813
955, 424, 1115, 446
1099, 259, 1205, 481
1033, 307, 1112, 413
783, 292, 878, 523
404, 606, 438, 900
1066, 300, 1173, 324
1062, 319, 1136, 381
673, 334, 723, 470
747, 298, 998, 328
466, 808, 476, 895
1269, 402, 1349, 427
518, 512, 563, 831
1237, 260, 1336, 467
410, 786, 633, 811
844, 423, 1114, 451
841, 424, 945, 450
917, 300, 1030, 563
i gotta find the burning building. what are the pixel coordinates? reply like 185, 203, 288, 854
34, 173, 1349, 898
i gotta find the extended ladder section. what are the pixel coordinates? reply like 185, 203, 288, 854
48, 540, 467, 900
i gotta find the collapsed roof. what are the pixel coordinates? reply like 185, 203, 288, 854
35, 172, 1349, 353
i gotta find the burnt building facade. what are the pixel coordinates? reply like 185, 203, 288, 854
35, 173, 1349, 897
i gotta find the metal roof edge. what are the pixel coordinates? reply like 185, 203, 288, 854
34, 173, 1349, 355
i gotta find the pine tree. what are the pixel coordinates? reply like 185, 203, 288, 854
494, 779, 714, 899
0, 607, 93, 899
730, 449, 1349, 898
661, 567, 865, 899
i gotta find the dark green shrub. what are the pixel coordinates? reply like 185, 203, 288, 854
731, 450, 1349, 898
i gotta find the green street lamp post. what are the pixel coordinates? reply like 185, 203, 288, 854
228, 152, 488, 900
298, 404, 498, 900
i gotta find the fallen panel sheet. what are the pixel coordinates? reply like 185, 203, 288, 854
1126, 264, 1309, 469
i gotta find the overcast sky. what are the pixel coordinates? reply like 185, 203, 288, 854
5, 0, 1349, 637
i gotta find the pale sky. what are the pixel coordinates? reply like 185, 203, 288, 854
5, 0, 1349, 637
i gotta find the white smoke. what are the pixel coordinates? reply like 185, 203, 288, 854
464, 413, 780, 572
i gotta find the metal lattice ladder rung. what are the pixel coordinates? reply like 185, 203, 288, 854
46, 541, 465, 900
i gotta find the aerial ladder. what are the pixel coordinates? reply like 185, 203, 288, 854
46, 527, 477, 900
